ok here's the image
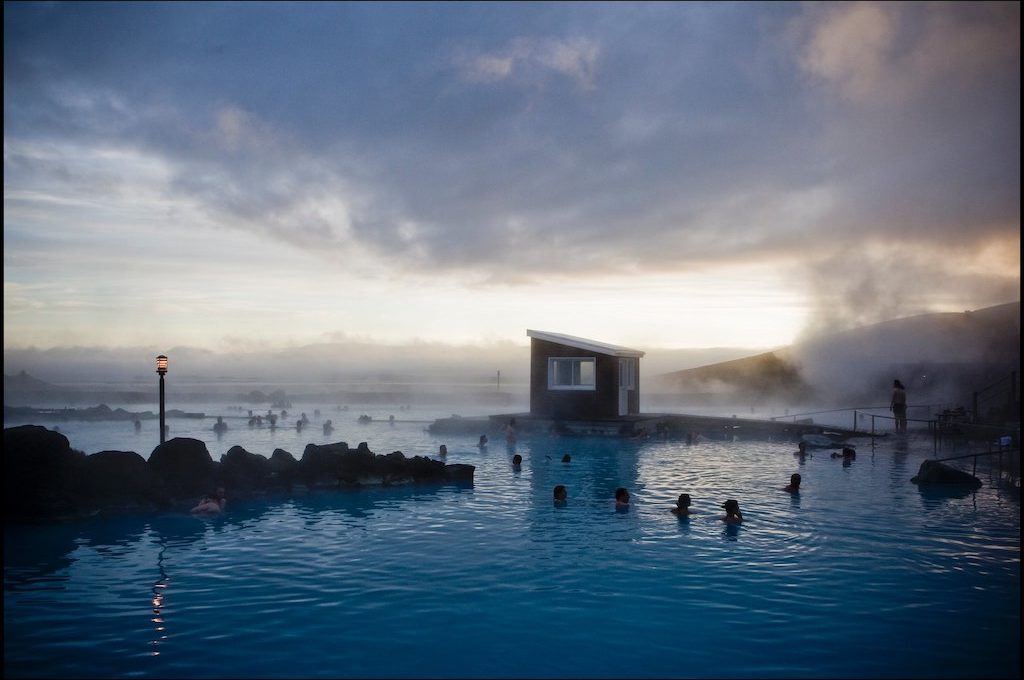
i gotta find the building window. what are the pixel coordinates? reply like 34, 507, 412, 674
548, 357, 596, 390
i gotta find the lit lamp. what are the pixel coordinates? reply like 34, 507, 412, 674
156, 355, 168, 444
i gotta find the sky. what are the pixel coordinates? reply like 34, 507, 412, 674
3, 1, 1020, 358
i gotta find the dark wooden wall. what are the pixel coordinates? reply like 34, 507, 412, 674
529, 338, 637, 419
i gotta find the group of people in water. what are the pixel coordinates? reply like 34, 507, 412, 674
535, 434, 859, 523
547, 484, 749, 524
424, 424, 847, 525
193, 388, 891, 521
239, 409, 316, 432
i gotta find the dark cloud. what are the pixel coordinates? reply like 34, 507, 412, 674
4, 2, 1018, 293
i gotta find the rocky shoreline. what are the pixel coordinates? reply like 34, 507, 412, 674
3, 425, 474, 523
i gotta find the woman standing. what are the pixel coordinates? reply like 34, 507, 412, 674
891, 379, 908, 433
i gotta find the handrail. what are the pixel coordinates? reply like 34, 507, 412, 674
975, 372, 1017, 399
772, 403, 944, 421
971, 370, 1018, 425
771, 407, 884, 420
932, 448, 1019, 463
929, 446, 1020, 480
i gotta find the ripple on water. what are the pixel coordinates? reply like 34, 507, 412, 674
3, 431, 1020, 679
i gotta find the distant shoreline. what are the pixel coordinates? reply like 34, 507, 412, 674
3, 404, 203, 422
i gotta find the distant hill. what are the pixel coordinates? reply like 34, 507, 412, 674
4, 370, 68, 399
654, 301, 1020, 410
3, 370, 155, 407
654, 351, 810, 403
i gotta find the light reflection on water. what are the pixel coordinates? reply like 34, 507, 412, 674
3, 422, 1020, 679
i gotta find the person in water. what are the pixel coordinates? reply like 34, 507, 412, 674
505, 418, 518, 446
561, 454, 571, 463
720, 499, 743, 524
478, 434, 488, 449
615, 487, 630, 507
783, 474, 801, 493
438, 444, 447, 458
553, 485, 567, 506
671, 493, 692, 517
794, 441, 809, 457
191, 486, 226, 515
512, 454, 522, 470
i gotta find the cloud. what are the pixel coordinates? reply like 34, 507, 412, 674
211, 105, 278, 154
798, 2, 898, 103
3, 2, 1018, 351
795, 234, 1021, 339
798, 2, 1019, 105
455, 36, 600, 90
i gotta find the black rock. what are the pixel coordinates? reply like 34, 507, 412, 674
147, 437, 215, 498
911, 459, 983, 488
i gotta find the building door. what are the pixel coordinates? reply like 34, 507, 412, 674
618, 358, 636, 416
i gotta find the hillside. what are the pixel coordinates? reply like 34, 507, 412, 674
653, 351, 810, 402
3, 370, 71, 401
654, 301, 1020, 410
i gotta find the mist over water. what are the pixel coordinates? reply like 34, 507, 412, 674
5, 303, 1019, 453
1, 387, 933, 463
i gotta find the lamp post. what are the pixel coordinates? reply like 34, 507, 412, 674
156, 355, 168, 444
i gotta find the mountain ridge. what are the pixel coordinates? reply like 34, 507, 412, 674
654, 301, 1020, 410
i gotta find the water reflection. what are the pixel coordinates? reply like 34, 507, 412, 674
289, 484, 464, 528
148, 514, 211, 547
80, 514, 149, 554
4, 425, 1020, 679
3, 522, 79, 591
522, 435, 644, 535
150, 540, 169, 657
916, 485, 977, 504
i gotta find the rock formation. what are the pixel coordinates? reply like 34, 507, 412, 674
3, 425, 474, 523
910, 459, 983, 488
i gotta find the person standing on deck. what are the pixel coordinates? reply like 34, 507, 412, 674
890, 379, 908, 433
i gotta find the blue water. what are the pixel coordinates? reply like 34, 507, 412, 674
4, 418, 1020, 678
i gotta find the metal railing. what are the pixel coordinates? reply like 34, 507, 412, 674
972, 371, 1019, 425
850, 408, 1019, 455
930, 445, 1020, 484
772, 404, 944, 432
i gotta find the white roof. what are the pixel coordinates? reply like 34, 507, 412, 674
526, 330, 645, 358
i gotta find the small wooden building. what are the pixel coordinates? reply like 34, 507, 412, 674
527, 330, 645, 420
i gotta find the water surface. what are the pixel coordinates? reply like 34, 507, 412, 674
4, 422, 1020, 678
